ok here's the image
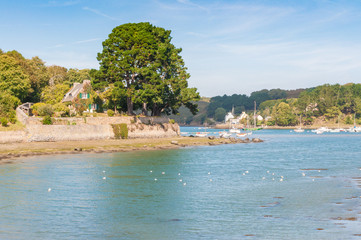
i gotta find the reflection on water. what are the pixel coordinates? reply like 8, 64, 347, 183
0, 129, 361, 239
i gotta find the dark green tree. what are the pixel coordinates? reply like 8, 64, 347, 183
97, 22, 199, 116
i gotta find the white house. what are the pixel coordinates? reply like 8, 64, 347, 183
225, 112, 235, 123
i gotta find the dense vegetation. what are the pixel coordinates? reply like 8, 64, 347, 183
0, 22, 200, 126
173, 84, 361, 127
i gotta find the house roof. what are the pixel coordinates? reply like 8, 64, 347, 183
62, 83, 83, 102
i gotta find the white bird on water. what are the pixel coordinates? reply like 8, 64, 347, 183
280, 178, 283, 182
103, 177, 106, 180
150, 170, 153, 173
208, 172, 211, 175
245, 171, 249, 174
302, 172, 306, 177
162, 172, 165, 175
183, 183, 187, 186
154, 178, 158, 181
48, 188, 51, 192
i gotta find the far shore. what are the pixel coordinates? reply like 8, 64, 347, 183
0, 136, 262, 163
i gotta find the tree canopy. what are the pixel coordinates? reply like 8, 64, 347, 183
96, 22, 200, 116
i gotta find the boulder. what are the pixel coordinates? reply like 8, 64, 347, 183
252, 138, 264, 143
171, 141, 178, 145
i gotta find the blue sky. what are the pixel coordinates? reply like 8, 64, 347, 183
1, 0, 361, 97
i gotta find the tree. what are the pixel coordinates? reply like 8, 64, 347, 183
41, 84, 70, 105
0, 91, 21, 122
66, 68, 91, 84
214, 107, 227, 122
272, 102, 297, 126
97, 22, 199, 116
47, 65, 67, 86
0, 55, 31, 101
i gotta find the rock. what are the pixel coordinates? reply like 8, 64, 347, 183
208, 136, 215, 140
74, 147, 83, 151
189, 135, 194, 137
208, 142, 215, 145
171, 141, 178, 145
252, 138, 264, 143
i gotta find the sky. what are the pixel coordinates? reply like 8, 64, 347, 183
1, 0, 361, 97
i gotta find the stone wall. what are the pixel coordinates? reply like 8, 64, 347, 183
0, 131, 26, 143
4, 107, 180, 143
26, 125, 114, 142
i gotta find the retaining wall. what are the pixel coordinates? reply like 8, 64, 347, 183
0, 131, 26, 143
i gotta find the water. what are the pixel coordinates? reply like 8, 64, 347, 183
0, 129, 361, 239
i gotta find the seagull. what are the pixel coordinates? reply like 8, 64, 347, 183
183, 183, 187, 186
48, 188, 51, 192
179, 179, 183, 182
272, 173, 275, 176
150, 170, 153, 173
178, 173, 181, 176
242, 173, 246, 176
267, 171, 270, 174
103, 177, 106, 180
208, 172, 211, 175
162, 172, 165, 175
154, 178, 158, 181
312, 179, 315, 182
302, 172, 306, 177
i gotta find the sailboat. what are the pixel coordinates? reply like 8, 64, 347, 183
294, 115, 304, 133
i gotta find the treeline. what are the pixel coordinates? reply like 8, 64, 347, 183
0, 49, 92, 124
207, 88, 307, 121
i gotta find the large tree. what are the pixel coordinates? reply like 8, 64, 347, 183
0, 54, 31, 102
97, 22, 199, 116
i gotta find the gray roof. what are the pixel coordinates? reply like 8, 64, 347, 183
62, 83, 84, 102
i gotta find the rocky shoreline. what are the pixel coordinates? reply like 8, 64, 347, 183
0, 136, 263, 163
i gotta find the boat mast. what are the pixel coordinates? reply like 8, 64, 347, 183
254, 101, 256, 128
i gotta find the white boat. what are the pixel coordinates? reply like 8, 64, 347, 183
219, 131, 231, 138
195, 132, 208, 137
236, 132, 252, 138
347, 126, 361, 132
236, 133, 247, 138
329, 128, 341, 133
229, 127, 240, 133
314, 127, 330, 134
315, 130, 324, 134
294, 127, 304, 133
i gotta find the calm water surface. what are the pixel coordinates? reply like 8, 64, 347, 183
1, 129, 361, 239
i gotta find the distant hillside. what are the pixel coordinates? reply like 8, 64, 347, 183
169, 100, 210, 126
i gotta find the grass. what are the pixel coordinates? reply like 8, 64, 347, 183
0, 121, 25, 131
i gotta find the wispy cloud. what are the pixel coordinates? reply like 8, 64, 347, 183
74, 38, 102, 44
82, 6, 117, 20
44, 1, 81, 7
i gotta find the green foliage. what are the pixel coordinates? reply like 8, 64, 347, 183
214, 107, 226, 122
41, 84, 70, 105
169, 119, 175, 124
65, 68, 90, 85
32, 103, 53, 116
345, 115, 353, 124
0, 117, 8, 127
0, 54, 31, 101
47, 65, 67, 85
272, 102, 297, 126
112, 123, 128, 139
0, 91, 21, 120
53, 103, 69, 117
97, 22, 200, 116
42, 116, 53, 125
107, 109, 115, 117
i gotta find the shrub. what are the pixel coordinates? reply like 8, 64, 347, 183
169, 119, 175, 124
112, 123, 128, 139
53, 103, 69, 117
0, 117, 8, 127
33, 103, 54, 117
107, 109, 115, 117
42, 116, 53, 125
345, 116, 353, 125
31, 103, 46, 116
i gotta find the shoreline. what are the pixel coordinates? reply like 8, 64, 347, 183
0, 136, 262, 162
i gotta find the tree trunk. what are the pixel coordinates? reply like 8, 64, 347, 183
142, 102, 148, 116
152, 104, 161, 116
127, 97, 134, 115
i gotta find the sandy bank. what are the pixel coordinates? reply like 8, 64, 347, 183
0, 136, 263, 162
